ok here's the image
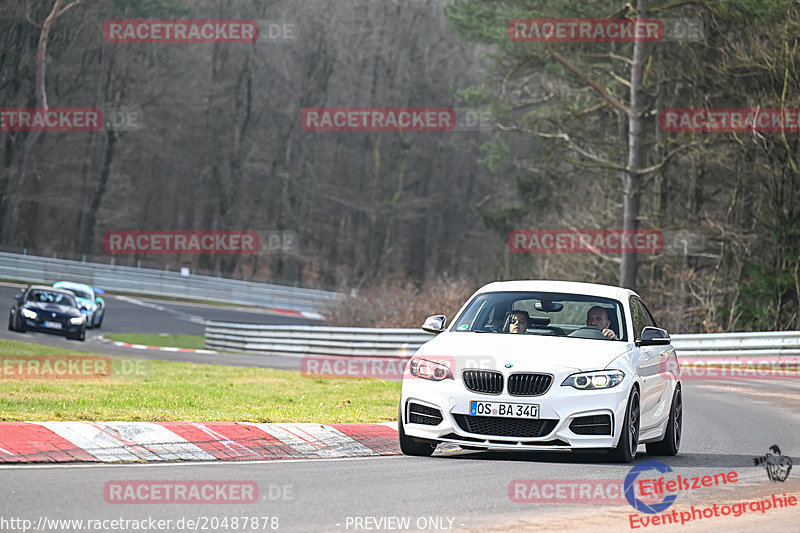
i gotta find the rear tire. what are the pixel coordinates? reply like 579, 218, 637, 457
608, 387, 639, 463
646, 386, 682, 456
398, 407, 437, 457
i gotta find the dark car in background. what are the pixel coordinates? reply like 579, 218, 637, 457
8, 285, 87, 341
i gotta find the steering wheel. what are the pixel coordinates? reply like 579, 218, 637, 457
567, 326, 608, 340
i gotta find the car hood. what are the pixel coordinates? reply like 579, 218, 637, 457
416, 331, 634, 373
23, 301, 82, 317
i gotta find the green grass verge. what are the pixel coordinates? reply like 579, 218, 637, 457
0, 339, 400, 422
104, 333, 206, 350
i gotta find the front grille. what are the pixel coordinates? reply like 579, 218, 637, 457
462, 370, 503, 394
407, 403, 443, 426
507, 373, 553, 396
569, 414, 612, 435
453, 415, 557, 437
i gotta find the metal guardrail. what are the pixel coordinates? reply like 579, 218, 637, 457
0, 251, 341, 314
671, 331, 800, 357
205, 322, 800, 358
205, 323, 433, 356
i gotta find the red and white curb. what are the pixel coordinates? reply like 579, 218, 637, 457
268, 309, 325, 320
98, 335, 218, 354
0, 422, 399, 463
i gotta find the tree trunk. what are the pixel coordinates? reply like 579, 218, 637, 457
3, 0, 78, 246
620, 0, 648, 289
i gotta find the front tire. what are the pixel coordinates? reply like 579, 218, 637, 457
67, 326, 86, 341
398, 407, 437, 457
8, 312, 14, 331
646, 385, 682, 456
608, 387, 640, 463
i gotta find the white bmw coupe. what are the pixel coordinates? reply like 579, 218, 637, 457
399, 280, 682, 462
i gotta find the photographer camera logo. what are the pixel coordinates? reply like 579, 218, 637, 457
753, 445, 792, 482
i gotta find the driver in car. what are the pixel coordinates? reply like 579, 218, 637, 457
586, 306, 617, 339
509, 310, 529, 334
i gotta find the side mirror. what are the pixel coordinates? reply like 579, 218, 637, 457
95, 297, 103, 305
639, 326, 671, 346
14, 294, 22, 303
421, 315, 447, 334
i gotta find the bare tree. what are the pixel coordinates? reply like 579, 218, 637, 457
3, 0, 83, 246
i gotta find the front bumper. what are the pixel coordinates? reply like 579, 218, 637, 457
400, 375, 632, 450
24, 318, 85, 335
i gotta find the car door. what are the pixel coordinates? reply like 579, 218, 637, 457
630, 296, 670, 430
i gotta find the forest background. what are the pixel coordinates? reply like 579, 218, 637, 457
2, 0, 799, 333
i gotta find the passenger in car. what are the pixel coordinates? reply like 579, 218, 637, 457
509, 310, 529, 334
586, 306, 617, 339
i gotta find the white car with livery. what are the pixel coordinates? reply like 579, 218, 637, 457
53, 281, 105, 328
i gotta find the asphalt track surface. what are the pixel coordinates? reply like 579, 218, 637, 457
0, 283, 310, 370
1, 382, 798, 532
2, 283, 799, 532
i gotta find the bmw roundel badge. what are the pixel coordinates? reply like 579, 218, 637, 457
504, 363, 513, 368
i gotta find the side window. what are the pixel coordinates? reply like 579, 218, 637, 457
639, 299, 658, 329
629, 297, 647, 341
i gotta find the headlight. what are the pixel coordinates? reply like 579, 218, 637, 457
562, 370, 625, 390
21, 309, 37, 319
69, 316, 86, 325
408, 358, 454, 381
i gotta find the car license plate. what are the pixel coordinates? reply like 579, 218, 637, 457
470, 400, 538, 418
43, 321, 62, 330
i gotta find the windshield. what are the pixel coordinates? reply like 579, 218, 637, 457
26, 289, 78, 308
54, 284, 91, 299
451, 291, 627, 341
69, 289, 91, 300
